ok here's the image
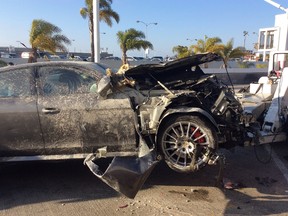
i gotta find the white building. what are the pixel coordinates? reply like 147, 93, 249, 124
258, 1, 288, 61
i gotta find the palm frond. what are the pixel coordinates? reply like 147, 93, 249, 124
29, 19, 71, 54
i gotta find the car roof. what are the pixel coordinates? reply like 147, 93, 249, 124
0, 61, 108, 73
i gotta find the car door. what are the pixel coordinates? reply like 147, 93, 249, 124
0, 67, 44, 157
37, 65, 137, 156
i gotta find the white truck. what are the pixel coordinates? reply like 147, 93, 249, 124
237, 0, 288, 145
237, 51, 288, 146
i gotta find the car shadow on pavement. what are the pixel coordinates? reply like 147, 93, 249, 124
0, 160, 119, 210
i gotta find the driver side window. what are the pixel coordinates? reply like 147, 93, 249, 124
38, 67, 97, 96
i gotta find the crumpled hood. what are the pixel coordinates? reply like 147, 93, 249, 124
124, 53, 222, 88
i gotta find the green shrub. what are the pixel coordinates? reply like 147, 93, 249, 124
237, 62, 254, 68
0, 60, 7, 67
256, 63, 268, 68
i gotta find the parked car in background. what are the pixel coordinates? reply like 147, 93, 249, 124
150, 56, 164, 62
134, 57, 145, 61
104, 56, 121, 60
167, 56, 177, 61
86, 56, 92, 61
73, 56, 84, 61
49, 54, 61, 60
126, 56, 138, 61
0, 52, 15, 58
21, 52, 30, 59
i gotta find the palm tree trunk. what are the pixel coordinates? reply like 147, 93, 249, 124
122, 50, 127, 65
28, 48, 38, 63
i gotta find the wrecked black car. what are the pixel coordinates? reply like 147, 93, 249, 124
0, 53, 246, 198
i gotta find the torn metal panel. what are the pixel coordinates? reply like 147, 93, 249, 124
85, 150, 159, 199
138, 96, 172, 133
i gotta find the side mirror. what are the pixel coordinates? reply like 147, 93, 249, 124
97, 76, 111, 97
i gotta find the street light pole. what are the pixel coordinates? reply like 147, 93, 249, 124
72, 39, 75, 53
243, 31, 249, 50
136, 20, 157, 58
93, 0, 100, 63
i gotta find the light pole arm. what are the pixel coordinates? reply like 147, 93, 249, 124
136, 20, 157, 38
264, 0, 288, 13
136, 20, 157, 58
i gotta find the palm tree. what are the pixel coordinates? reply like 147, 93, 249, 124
29, 19, 71, 62
172, 45, 191, 59
191, 36, 223, 54
219, 38, 244, 68
190, 36, 223, 68
80, 0, 119, 62
116, 28, 153, 64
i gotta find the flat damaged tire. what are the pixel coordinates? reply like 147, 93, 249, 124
158, 115, 218, 173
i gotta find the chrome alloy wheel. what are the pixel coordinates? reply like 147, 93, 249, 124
159, 116, 217, 172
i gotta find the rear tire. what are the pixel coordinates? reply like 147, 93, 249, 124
158, 115, 217, 172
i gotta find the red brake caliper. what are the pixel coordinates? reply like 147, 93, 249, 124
191, 127, 205, 143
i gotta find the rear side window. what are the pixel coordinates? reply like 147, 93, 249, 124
0, 68, 34, 97
38, 66, 98, 96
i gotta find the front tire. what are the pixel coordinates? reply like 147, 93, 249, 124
158, 115, 217, 173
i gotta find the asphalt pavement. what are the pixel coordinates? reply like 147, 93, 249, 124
0, 143, 288, 216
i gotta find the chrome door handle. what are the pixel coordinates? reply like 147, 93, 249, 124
42, 108, 60, 114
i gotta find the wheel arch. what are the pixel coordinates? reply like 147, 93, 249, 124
156, 107, 220, 142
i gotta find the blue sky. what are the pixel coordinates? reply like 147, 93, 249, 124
0, 0, 287, 57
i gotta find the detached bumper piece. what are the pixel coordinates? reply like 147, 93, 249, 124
85, 151, 159, 199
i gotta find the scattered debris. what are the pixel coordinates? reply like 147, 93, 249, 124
169, 188, 210, 201
222, 177, 244, 190
119, 204, 129, 209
